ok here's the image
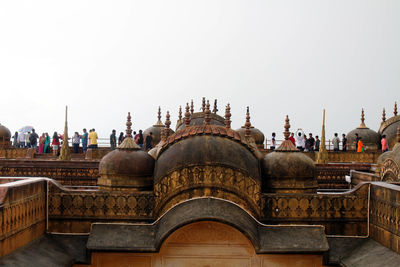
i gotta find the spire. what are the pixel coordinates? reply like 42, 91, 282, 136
382, 108, 386, 123
119, 112, 140, 149
184, 103, 191, 126
126, 112, 133, 138
58, 105, 71, 161
178, 106, 182, 121
275, 115, 298, 151
316, 109, 328, 163
395, 102, 398, 116
164, 111, 171, 137
224, 103, 231, 129
283, 115, 290, 140
359, 108, 367, 128
213, 99, 218, 114
190, 99, 194, 115
155, 106, 163, 126
204, 100, 211, 125
245, 106, 251, 137
202, 97, 206, 112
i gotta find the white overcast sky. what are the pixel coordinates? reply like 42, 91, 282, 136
0, 0, 399, 141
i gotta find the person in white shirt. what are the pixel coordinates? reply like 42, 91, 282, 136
295, 129, 305, 151
18, 132, 25, 148
332, 133, 340, 152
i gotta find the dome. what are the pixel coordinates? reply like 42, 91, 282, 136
0, 123, 11, 148
346, 109, 380, 150
143, 107, 174, 149
175, 98, 225, 131
236, 127, 265, 149
98, 113, 155, 190
153, 102, 262, 217
379, 104, 400, 149
261, 115, 318, 194
377, 126, 400, 182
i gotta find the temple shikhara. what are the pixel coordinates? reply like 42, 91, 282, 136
1, 99, 400, 266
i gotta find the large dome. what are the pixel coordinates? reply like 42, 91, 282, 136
379, 104, 400, 149
261, 115, 318, 193
377, 126, 400, 182
347, 109, 380, 150
0, 123, 11, 148
153, 103, 262, 218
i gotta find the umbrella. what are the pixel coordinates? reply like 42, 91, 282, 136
19, 126, 34, 133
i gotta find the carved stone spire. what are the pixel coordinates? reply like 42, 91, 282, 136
155, 106, 163, 126
382, 108, 386, 123
178, 106, 182, 121
275, 115, 298, 152
202, 97, 206, 112
204, 100, 211, 125
359, 108, 367, 128
119, 112, 140, 149
224, 103, 231, 129
316, 109, 328, 163
126, 112, 133, 138
283, 115, 290, 140
185, 103, 191, 126
395, 102, 398, 116
213, 99, 218, 114
245, 106, 251, 137
190, 99, 194, 115
59, 106, 71, 161
164, 111, 171, 137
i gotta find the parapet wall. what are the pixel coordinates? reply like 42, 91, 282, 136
0, 178, 46, 257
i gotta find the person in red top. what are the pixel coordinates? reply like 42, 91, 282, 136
52, 132, 60, 156
381, 135, 389, 152
289, 132, 296, 146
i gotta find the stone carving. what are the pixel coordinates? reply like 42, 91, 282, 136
154, 165, 261, 218
380, 159, 400, 182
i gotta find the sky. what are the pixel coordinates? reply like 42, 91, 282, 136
0, 0, 399, 143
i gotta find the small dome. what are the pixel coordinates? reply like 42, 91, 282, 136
236, 127, 265, 149
262, 152, 317, 193
0, 123, 11, 148
379, 104, 400, 149
347, 109, 380, 150
377, 125, 400, 182
98, 113, 155, 190
143, 107, 175, 148
261, 115, 318, 193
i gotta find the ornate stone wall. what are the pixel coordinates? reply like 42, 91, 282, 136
0, 148, 27, 159
303, 151, 382, 163
48, 184, 154, 233
370, 183, 400, 254
316, 163, 373, 189
154, 165, 262, 218
262, 183, 369, 236
0, 159, 99, 186
0, 178, 46, 257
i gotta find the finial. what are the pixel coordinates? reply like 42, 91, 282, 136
204, 100, 211, 125
185, 103, 191, 126
245, 106, 251, 137
164, 111, 171, 137
359, 108, 367, 128
283, 115, 290, 140
225, 103, 231, 129
202, 97, 206, 112
58, 105, 71, 161
178, 106, 182, 121
126, 112, 133, 137
190, 99, 194, 114
213, 99, 218, 114
155, 106, 163, 126
395, 102, 398, 116
382, 108, 386, 123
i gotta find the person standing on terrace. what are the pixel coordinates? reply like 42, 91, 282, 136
89, 128, 98, 148
81, 128, 88, 152
381, 135, 389, 152
110, 129, 117, 150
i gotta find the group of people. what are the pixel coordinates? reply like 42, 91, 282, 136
112, 129, 153, 151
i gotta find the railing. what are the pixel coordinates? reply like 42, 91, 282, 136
265, 139, 353, 151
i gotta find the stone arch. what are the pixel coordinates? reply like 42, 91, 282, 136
154, 197, 260, 251
381, 159, 400, 182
